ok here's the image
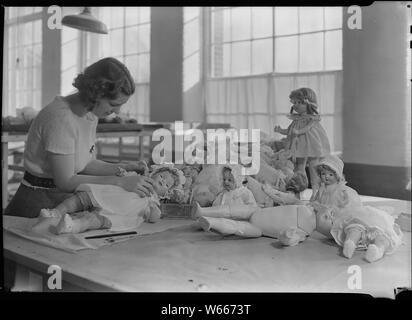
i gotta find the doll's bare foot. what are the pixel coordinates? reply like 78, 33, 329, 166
55, 214, 77, 234
342, 240, 356, 259
191, 202, 202, 219
197, 216, 211, 232
32, 209, 63, 233
364, 244, 384, 263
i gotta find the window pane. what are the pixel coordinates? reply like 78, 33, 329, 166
111, 7, 125, 29
33, 44, 42, 67
223, 9, 231, 42
25, 68, 33, 90
125, 7, 139, 26
125, 25, 139, 55
138, 54, 150, 83
184, 53, 200, 91
33, 67, 41, 90
231, 7, 251, 41
275, 7, 298, 36
62, 40, 78, 70
222, 43, 231, 77
110, 28, 124, 56
125, 55, 138, 82
99, 7, 112, 29
299, 33, 323, 71
211, 44, 226, 77
231, 41, 251, 76
139, 7, 150, 24
33, 20, 42, 43
184, 7, 199, 22
252, 38, 273, 74
325, 7, 342, 29
33, 90, 41, 110
299, 7, 324, 33
62, 26, 78, 44
8, 26, 17, 48
275, 36, 298, 73
138, 24, 150, 53
184, 19, 199, 58
325, 30, 342, 70
252, 7, 273, 38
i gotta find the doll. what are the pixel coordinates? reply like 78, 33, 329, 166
195, 155, 403, 262
261, 171, 309, 206
274, 88, 330, 194
212, 165, 257, 207
32, 163, 185, 234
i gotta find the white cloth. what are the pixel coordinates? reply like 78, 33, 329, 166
77, 184, 162, 232
212, 186, 257, 207
331, 205, 403, 254
24, 96, 98, 177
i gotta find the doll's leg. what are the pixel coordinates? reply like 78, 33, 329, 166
364, 235, 390, 263
198, 217, 262, 237
55, 210, 111, 234
193, 202, 257, 220
342, 227, 364, 259
278, 227, 308, 246
307, 157, 321, 194
294, 157, 307, 173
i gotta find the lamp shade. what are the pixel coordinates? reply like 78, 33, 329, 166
62, 7, 108, 34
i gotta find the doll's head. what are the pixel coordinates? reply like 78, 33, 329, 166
316, 155, 345, 185
285, 172, 309, 193
221, 165, 244, 191
289, 88, 318, 115
315, 207, 334, 237
150, 164, 185, 198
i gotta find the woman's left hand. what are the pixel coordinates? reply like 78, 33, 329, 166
125, 160, 149, 176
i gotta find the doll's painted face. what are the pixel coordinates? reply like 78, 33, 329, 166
319, 167, 338, 185
152, 171, 175, 197
316, 209, 334, 237
290, 98, 307, 114
223, 169, 236, 191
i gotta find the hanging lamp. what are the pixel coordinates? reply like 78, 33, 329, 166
62, 7, 108, 34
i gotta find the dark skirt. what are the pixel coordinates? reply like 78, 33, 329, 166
4, 183, 74, 218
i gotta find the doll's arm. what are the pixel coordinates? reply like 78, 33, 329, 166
292, 121, 316, 135
262, 183, 301, 205
274, 125, 288, 135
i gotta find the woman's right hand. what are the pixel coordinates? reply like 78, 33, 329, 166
118, 175, 155, 197
274, 125, 282, 133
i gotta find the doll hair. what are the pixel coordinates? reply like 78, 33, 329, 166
150, 165, 186, 199
285, 172, 308, 193
316, 164, 346, 183
73, 57, 136, 111
289, 88, 318, 115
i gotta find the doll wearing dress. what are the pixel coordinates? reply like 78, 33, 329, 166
32, 163, 185, 234
274, 88, 330, 195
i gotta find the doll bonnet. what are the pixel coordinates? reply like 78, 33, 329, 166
316, 155, 344, 181
222, 164, 245, 188
150, 163, 186, 198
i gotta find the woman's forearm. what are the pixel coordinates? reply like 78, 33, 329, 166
80, 159, 128, 176
57, 174, 122, 193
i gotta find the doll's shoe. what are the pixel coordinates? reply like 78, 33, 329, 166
343, 240, 356, 259
278, 227, 307, 246
364, 244, 384, 263
191, 202, 202, 219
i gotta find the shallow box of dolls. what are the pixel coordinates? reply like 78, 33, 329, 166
160, 203, 194, 219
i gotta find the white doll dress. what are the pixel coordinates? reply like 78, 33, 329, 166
286, 114, 330, 158
76, 184, 161, 232
212, 186, 257, 207
331, 205, 403, 254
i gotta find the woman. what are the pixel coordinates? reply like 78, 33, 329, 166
5, 57, 155, 218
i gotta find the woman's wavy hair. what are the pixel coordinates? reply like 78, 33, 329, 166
73, 57, 135, 110
289, 87, 319, 115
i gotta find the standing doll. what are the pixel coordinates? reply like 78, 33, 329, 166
274, 88, 330, 195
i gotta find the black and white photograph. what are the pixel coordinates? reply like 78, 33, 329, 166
1, 3, 411, 304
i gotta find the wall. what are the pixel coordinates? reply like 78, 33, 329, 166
342, 2, 411, 200
150, 7, 183, 122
